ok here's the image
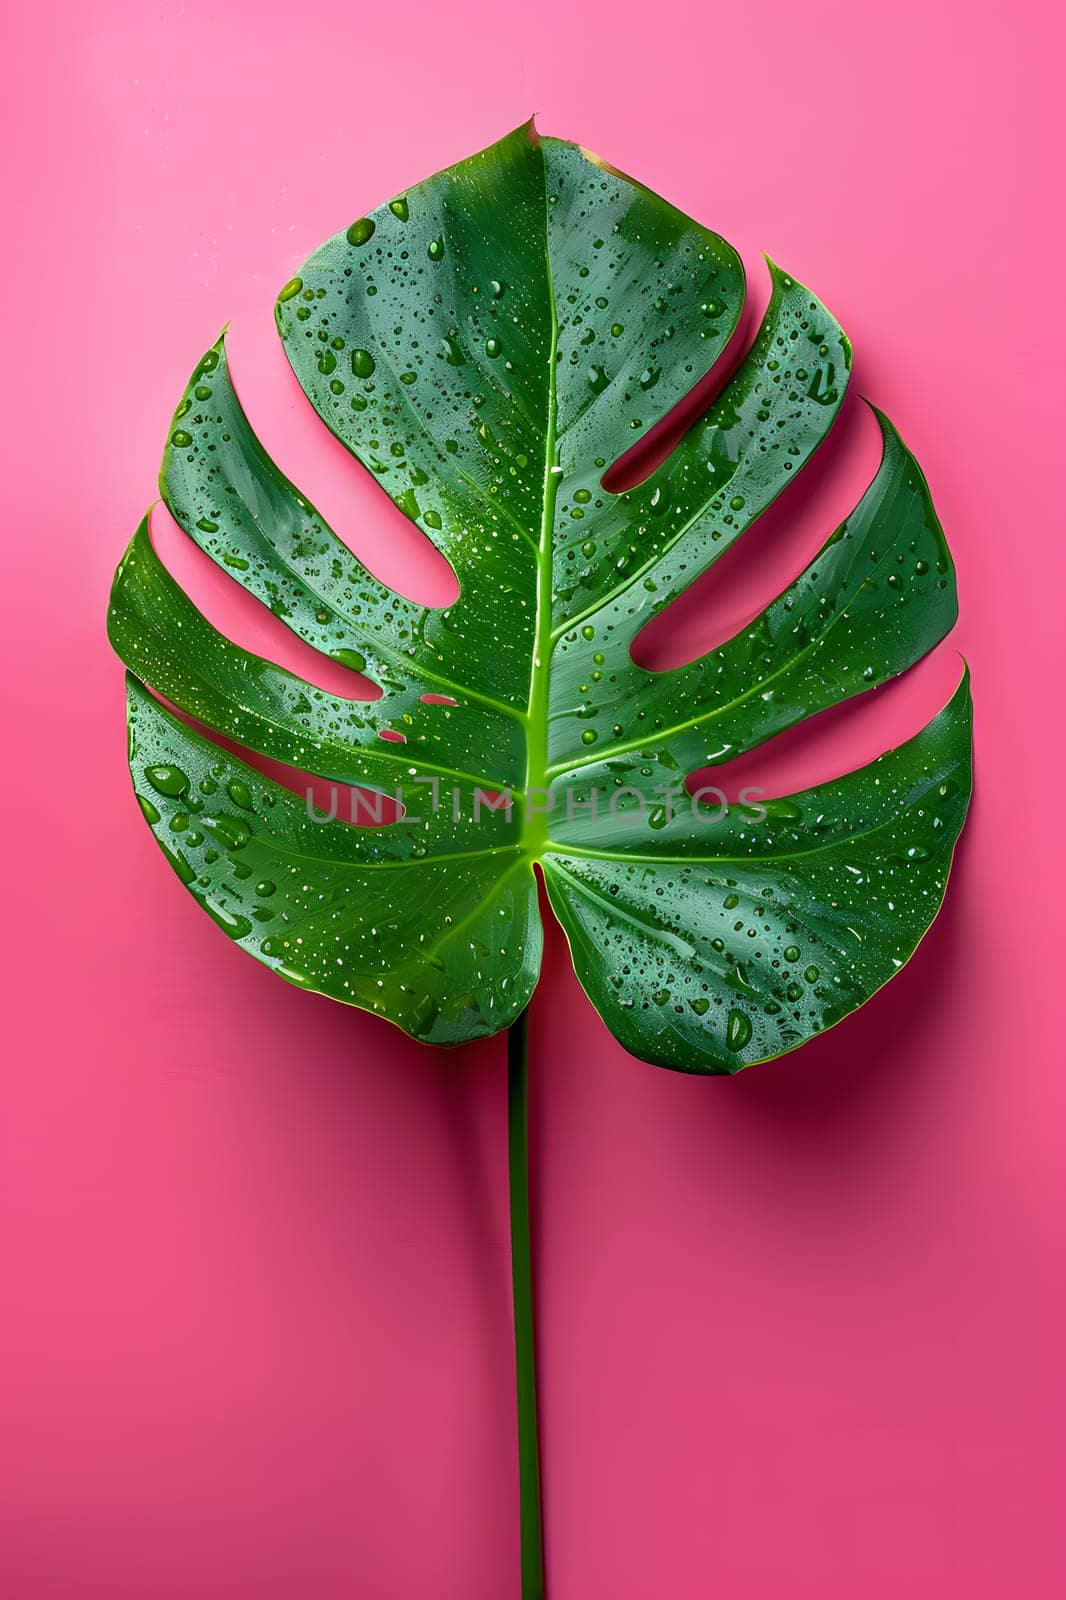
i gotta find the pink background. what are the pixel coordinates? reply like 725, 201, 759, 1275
2, 1, 1064, 1594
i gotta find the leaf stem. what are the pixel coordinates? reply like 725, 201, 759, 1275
508, 1005, 544, 1598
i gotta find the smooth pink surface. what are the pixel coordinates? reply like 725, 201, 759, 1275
2, 2, 1064, 1595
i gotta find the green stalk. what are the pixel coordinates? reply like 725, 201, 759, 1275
507, 1005, 544, 1598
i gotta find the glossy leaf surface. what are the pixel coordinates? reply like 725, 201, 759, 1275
109, 124, 971, 1070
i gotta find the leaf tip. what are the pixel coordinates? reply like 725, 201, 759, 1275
761, 254, 802, 297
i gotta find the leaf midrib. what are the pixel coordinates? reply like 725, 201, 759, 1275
520, 151, 561, 853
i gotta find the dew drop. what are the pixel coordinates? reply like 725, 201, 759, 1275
145, 764, 189, 797
208, 904, 253, 940
227, 780, 254, 811
726, 1009, 753, 1051
201, 815, 251, 851
334, 647, 367, 672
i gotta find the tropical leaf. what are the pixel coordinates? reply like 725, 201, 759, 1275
108, 122, 971, 1072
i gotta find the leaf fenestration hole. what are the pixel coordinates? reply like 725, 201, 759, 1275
599, 266, 767, 495
684, 649, 963, 803
140, 686, 406, 826
631, 395, 874, 672
149, 504, 382, 703
226, 318, 461, 608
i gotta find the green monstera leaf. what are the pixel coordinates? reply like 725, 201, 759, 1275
108, 121, 971, 1074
